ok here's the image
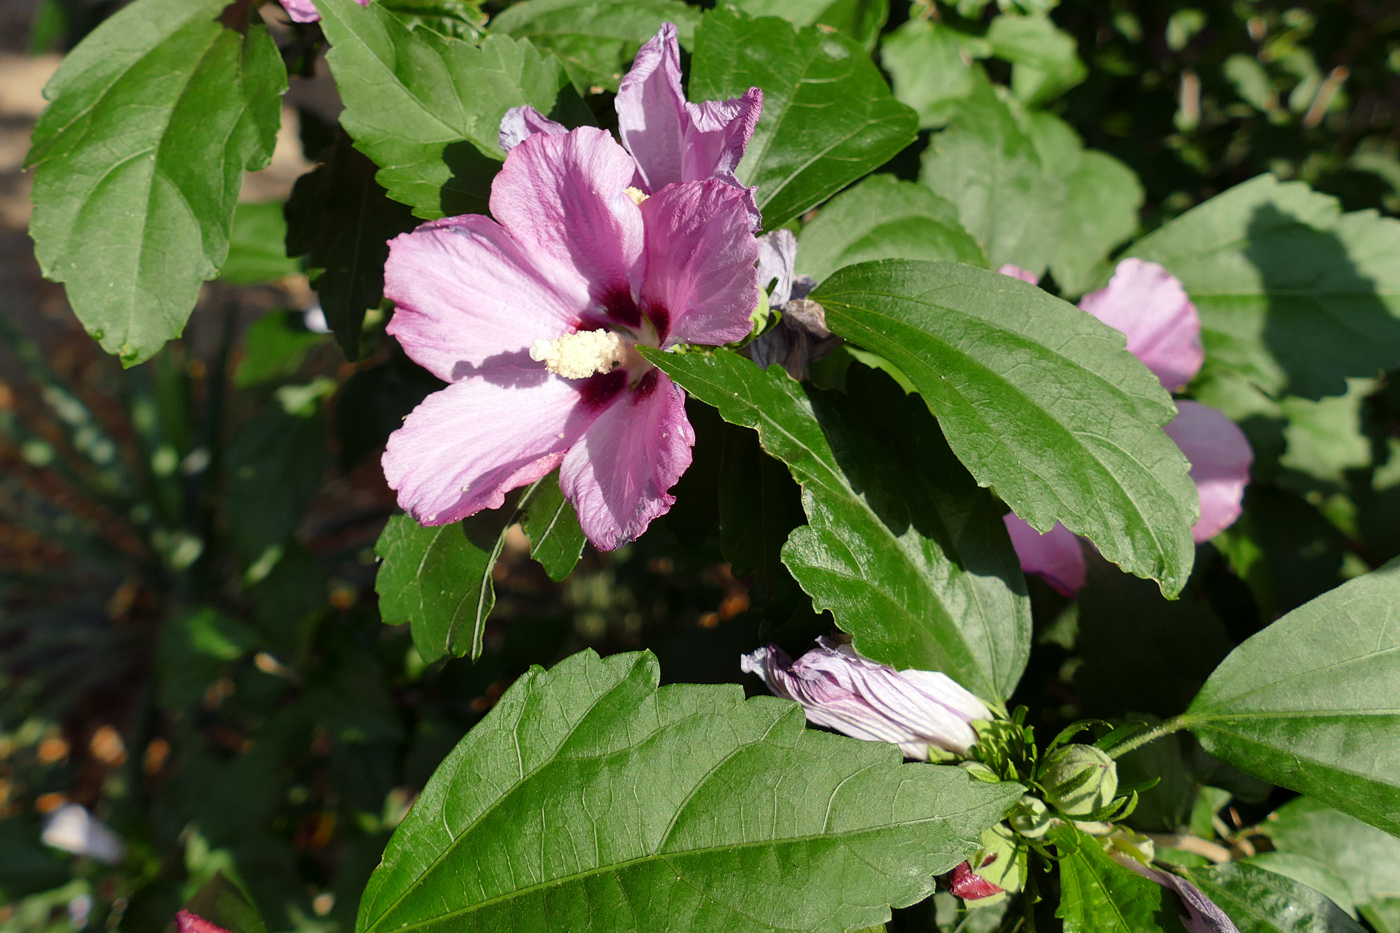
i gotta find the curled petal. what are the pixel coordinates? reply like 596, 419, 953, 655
740, 638, 990, 757
998, 264, 1039, 284
385, 215, 585, 382
1003, 515, 1087, 597
491, 128, 644, 318
384, 372, 616, 526
560, 370, 694, 550
1078, 258, 1204, 391
499, 105, 566, 153
616, 23, 689, 193
1163, 400, 1252, 542
639, 180, 760, 347
682, 89, 763, 187
1115, 858, 1240, 933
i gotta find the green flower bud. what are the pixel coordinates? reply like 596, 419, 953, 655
1008, 794, 1052, 839
1041, 744, 1119, 817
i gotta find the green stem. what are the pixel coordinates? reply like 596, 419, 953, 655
1106, 718, 1186, 760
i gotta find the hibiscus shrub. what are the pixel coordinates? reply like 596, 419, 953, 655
9, 0, 1400, 932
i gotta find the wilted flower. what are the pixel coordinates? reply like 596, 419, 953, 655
998, 260, 1254, 594
740, 637, 991, 758
1039, 743, 1119, 817
383, 28, 764, 551
41, 803, 124, 864
502, 24, 763, 225
1115, 858, 1241, 933
747, 229, 842, 380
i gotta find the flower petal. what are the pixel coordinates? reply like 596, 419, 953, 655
384, 215, 585, 383
499, 105, 566, 153
384, 371, 619, 526
490, 127, 644, 324
1003, 515, 1087, 597
279, 0, 365, 23
758, 229, 800, 307
1114, 858, 1240, 933
1078, 258, 1204, 391
639, 179, 760, 347
615, 23, 689, 193
998, 263, 1039, 284
177, 914, 231, 933
682, 89, 764, 188
559, 369, 694, 550
1163, 400, 1252, 542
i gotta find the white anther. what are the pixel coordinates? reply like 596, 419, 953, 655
529, 329, 627, 379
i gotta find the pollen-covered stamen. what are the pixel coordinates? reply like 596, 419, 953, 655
624, 186, 649, 205
529, 329, 632, 379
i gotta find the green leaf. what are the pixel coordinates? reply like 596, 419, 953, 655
920, 69, 1066, 275
645, 350, 1029, 701
26, 0, 285, 366
234, 311, 328, 389
1051, 825, 1186, 933
1181, 558, 1400, 836
730, 0, 889, 49
182, 871, 270, 933
489, 0, 701, 91
796, 174, 986, 283
222, 203, 299, 286
880, 18, 980, 129
813, 260, 1198, 596
157, 608, 260, 709
1180, 862, 1367, 933
378, 0, 486, 41
1242, 853, 1357, 918
355, 649, 1022, 933
285, 133, 417, 358
375, 473, 583, 663
690, 8, 918, 229
1259, 797, 1400, 905
1126, 174, 1400, 403
318, 0, 574, 219
986, 14, 1086, 106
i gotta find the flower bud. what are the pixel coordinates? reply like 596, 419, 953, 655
1041, 744, 1119, 817
1008, 794, 1052, 839
945, 825, 1025, 908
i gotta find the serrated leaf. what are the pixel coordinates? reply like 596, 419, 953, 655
689, 8, 918, 229
222, 203, 299, 286
375, 473, 584, 662
1127, 174, 1400, 404
1180, 558, 1400, 836
182, 871, 269, 933
1180, 862, 1367, 933
880, 18, 979, 129
797, 174, 986, 283
920, 69, 1063, 276
355, 648, 1023, 933
813, 260, 1198, 597
26, 0, 285, 366
285, 133, 416, 358
317, 0, 573, 219
378, 0, 486, 41
489, 0, 701, 91
986, 14, 1086, 106
730, 0, 889, 49
645, 350, 1029, 701
1259, 797, 1400, 905
1051, 825, 1187, 933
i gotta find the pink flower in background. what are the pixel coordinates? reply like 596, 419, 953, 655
1000, 259, 1253, 595
177, 912, 230, 933
740, 637, 991, 758
279, 0, 367, 24
382, 125, 759, 550
501, 24, 763, 225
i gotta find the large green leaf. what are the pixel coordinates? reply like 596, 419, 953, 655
489, 0, 701, 91
645, 351, 1029, 701
813, 260, 1198, 597
986, 14, 1086, 106
317, 0, 573, 219
1180, 862, 1367, 933
355, 649, 1022, 933
796, 174, 986, 283
690, 8, 918, 229
1127, 174, 1400, 404
221, 203, 299, 286
730, 0, 889, 49
920, 69, 1063, 275
880, 19, 979, 129
26, 0, 285, 366
1180, 558, 1400, 835
1259, 797, 1400, 905
375, 473, 584, 663
1051, 825, 1186, 933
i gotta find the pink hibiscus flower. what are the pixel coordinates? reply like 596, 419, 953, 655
996, 260, 1254, 595
279, 0, 366, 24
381, 46, 763, 550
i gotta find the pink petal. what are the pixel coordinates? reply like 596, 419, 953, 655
499, 105, 567, 153
1078, 258, 1204, 392
682, 90, 764, 187
1163, 400, 1252, 542
757, 229, 800, 306
278, 0, 365, 23
384, 371, 624, 526
638, 180, 760, 347
1002, 515, 1087, 597
177, 913, 230, 933
490, 128, 644, 327
615, 24, 689, 193
947, 861, 1005, 900
559, 370, 694, 550
998, 264, 1039, 284
384, 215, 586, 383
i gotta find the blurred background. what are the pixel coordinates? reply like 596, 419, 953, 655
0, 0, 1398, 931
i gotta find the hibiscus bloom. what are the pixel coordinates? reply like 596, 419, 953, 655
997, 260, 1254, 595
740, 637, 991, 758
